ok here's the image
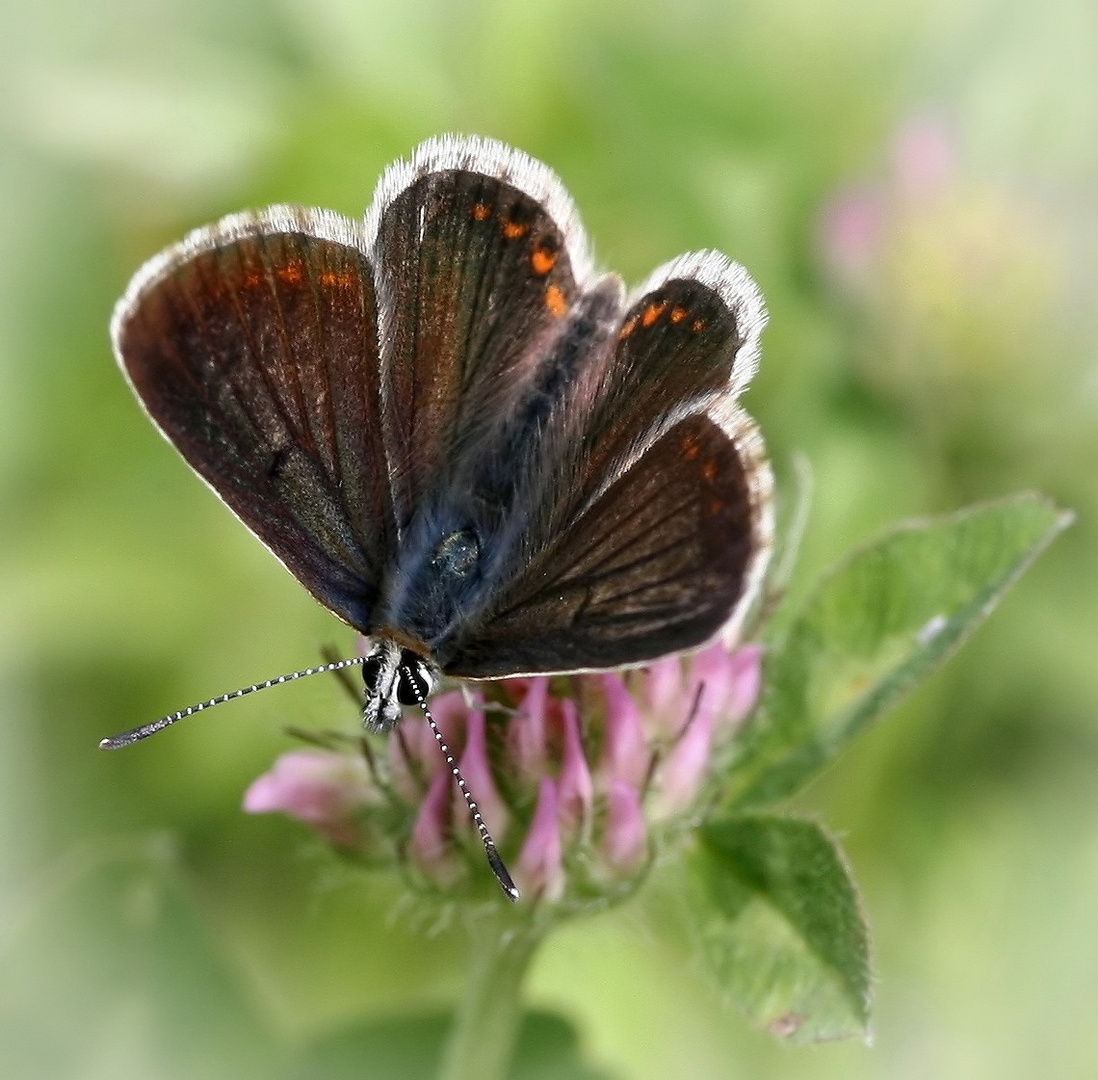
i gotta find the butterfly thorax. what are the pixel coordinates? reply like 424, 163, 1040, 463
373, 497, 506, 651
359, 503, 501, 731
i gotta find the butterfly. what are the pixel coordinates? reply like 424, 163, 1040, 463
107, 135, 774, 897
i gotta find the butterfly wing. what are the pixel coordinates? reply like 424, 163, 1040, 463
112, 138, 601, 638
113, 207, 396, 631
439, 253, 774, 677
366, 135, 596, 530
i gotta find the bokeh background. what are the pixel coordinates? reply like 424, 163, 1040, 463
2, 0, 1096, 1076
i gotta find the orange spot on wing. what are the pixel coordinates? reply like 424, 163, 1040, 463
618, 315, 638, 341
544, 284, 567, 317
641, 301, 668, 327
531, 246, 558, 275
471, 202, 493, 221
691, 317, 707, 332
701, 460, 718, 482
502, 220, 529, 239
318, 270, 356, 288
705, 496, 726, 517
240, 271, 263, 289
681, 434, 701, 460
670, 306, 688, 324
276, 262, 303, 284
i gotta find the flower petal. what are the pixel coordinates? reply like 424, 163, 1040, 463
642, 655, 684, 724
389, 691, 467, 800
505, 676, 549, 782
409, 769, 457, 882
243, 750, 371, 845
686, 642, 764, 736
652, 703, 713, 817
603, 780, 647, 874
600, 672, 649, 786
455, 707, 507, 840
557, 699, 593, 837
516, 778, 565, 901
722, 644, 765, 728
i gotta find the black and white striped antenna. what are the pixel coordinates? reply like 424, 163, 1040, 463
99, 656, 519, 901
401, 664, 519, 901
99, 657, 369, 749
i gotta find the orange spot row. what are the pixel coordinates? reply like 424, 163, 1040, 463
470, 202, 534, 241
618, 300, 709, 337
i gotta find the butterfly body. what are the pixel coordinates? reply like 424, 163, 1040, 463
112, 136, 774, 735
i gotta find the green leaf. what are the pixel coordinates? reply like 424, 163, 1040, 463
696, 815, 870, 1043
283, 1014, 448, 1080
728, 493, 1071, 808
0, 837, 279, 1080
284, 1010, 612, 1080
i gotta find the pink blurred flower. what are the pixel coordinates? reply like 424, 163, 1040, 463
891, 114, 955, 201
818, 110, 960, 289
818, 186, 885, 286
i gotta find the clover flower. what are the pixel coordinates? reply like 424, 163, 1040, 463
244, 639, 764, 906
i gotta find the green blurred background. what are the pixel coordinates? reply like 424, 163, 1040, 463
2, 0, 1096, 1076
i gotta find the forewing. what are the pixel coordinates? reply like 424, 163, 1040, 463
366, 136, 595, 526
112, 207, 393, 631
441, 255, 773, 676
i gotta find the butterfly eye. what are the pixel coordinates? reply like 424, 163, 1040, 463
397, 654, 434, 705
361, 655, 382, 694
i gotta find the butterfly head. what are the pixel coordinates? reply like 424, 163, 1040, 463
360, 635, 438, 733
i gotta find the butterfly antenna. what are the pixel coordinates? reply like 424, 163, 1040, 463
99, 658, 368, 750
404, 666, 520, 903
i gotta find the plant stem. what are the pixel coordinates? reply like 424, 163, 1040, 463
437, 913, 543, 1080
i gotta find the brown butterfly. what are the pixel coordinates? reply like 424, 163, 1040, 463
106, 136, 774, 898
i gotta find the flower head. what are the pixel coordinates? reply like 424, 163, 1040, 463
244, 639, 765, 907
